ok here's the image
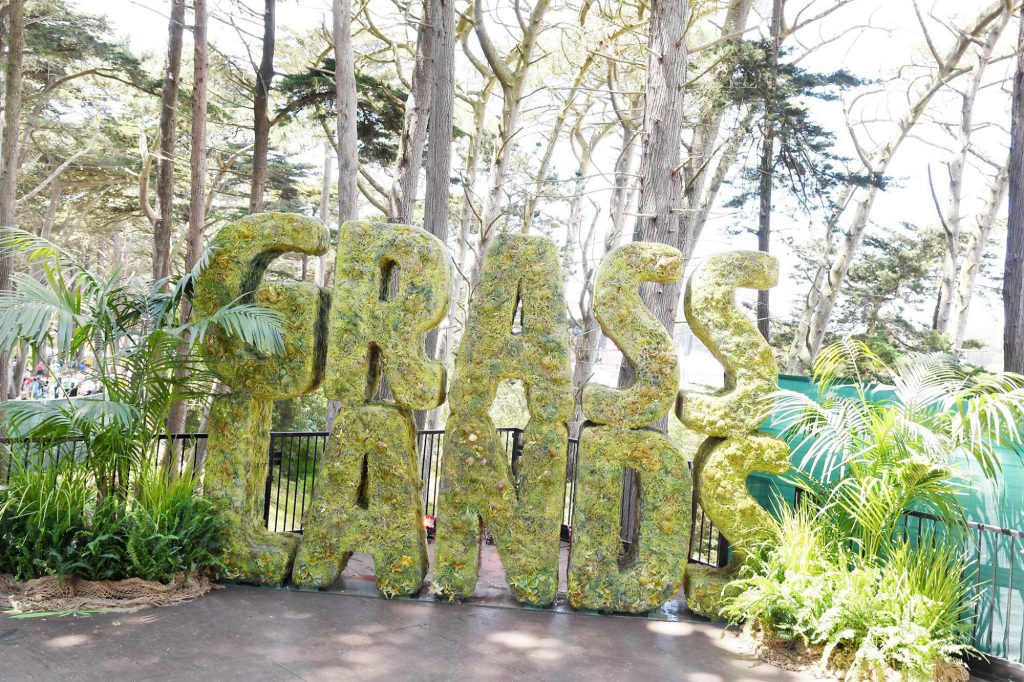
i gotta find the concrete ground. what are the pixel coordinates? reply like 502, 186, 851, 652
0, 583, 817, 682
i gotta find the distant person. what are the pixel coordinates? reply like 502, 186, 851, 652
35, 361, 45, 377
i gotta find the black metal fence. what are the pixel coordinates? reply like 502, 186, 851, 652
1, 433, 207, 487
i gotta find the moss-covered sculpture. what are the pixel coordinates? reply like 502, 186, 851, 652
567, 242, 691, 613
192, 213, 329, 584
677, 251, 779, 437
291, 404, 429, 596
193, 213, 330, 399
433, 234, 573, 605
293, 221, 450, 596
582, 242, 682, 430
567, 426, 691, 612
676, 251, 791, 618
323, 220, 451, 407
204, 393, 298, 583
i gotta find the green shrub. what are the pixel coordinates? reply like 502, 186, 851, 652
724, 506, 976, 679
0, 463, 92, 580
722, 341, 1022, 678
0, 462, 223, 583
127, 466, 223, 581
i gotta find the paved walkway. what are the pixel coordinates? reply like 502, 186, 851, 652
0, 585, 814, 681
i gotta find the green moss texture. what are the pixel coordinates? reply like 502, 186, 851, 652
582, 243, 683, 430
677, 251, 779, 437
324, 220, 451, 408
294, 221, 450, 596
192, 212, 330, 400
567, 425, 691, 612
193, 213, 330, 585
292, 404, 429, 597
676, 250, 791, 619
204, 392, 298, 584
433, 234, 573, 606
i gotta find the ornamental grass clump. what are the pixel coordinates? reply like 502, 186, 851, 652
723, 340, 1024, 680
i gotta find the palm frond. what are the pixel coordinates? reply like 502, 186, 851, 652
190, 301, 284, 355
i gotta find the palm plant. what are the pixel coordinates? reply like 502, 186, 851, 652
774, 338, 1024, 553
723, 340, 1024, 677
0, 227, 284, 496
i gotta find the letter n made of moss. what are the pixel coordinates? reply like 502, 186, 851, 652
293, 221, 451, 596
433, 234, 573, 606
192, 212, 330, 584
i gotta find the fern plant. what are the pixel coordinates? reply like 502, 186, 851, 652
0, 460, 223, 583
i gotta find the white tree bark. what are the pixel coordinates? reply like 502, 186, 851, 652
933, 8, 1009, 334
950, 159, 1009, 350
785, 0, 1009, 374
468, 0, 552, 288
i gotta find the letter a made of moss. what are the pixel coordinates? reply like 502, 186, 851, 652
291, 404, 429, 596
293, 221, 450, 596
193, 213, 330, 585
582, 242, 683, 430
433, 234, 573, 606
676, 251, 791, 618
567, 426, 691, 612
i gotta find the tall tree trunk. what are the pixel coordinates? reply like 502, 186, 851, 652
679, 0, 754, 260
1005, 8, 1024, 374
786, 0, 1008, 374
442, 81, 494, 373
417, 0, 456, 430
614, 0, 688, 548
389, 0, 436, 224
627, 0, 688, 346
249, 0, 276, 214
326, 0, 360, 429
756, 0, 782, 343
153, 0, 186, 283
0, 0, 24, 404
315, 141, 332, 287
934, 9, 1008, 334
165, 0, 209, 448
951, 160, 1009, 350
186, 0, 209, 275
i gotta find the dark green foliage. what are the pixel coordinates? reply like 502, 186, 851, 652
836, 227, 950, 367
709, 41, 883, 216
24, 0, 153, 93
277, 61, 407, 166
0, 463, 223, 584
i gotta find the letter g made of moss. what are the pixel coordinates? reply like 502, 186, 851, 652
192, 213, 330, 585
